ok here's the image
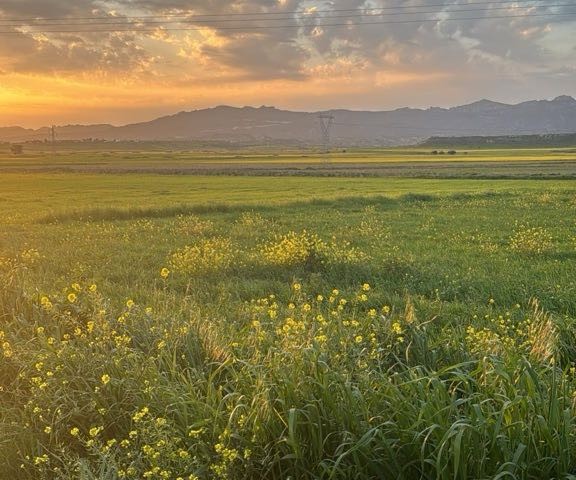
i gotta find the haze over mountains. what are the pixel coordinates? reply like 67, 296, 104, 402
2, 96, 576, 146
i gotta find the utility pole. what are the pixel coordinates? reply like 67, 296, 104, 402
317, 113, 335, 162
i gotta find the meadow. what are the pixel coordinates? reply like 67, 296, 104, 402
1, 153, 576, 479
1, 142, 576, 178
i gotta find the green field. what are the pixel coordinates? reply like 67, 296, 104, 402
2, 143, 576, 178
2, 151, 576, 479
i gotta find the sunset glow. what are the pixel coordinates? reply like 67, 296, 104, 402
0, 1, 575, 127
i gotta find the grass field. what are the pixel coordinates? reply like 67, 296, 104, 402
1, 151, 576, 479
2, 143, 576, 178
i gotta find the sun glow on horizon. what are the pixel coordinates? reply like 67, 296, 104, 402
0, 1, 574, 127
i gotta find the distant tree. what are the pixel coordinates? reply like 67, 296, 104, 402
10, 144, 23, 155
448, 150, 457, 155
431, 150, 438, 155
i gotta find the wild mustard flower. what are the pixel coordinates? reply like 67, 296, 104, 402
392, 322, 402, 335
509, 224, 553, 254
40, 296, 53, 310
170, 237, 234, 274
133, 407, 149, 423
33, 455, 49, 466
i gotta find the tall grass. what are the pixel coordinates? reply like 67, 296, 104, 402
2, 251, 576, 480
2, 180, 576, 479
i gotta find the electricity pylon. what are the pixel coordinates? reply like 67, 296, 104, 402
318, 113, 335, 163
50, 125, 57, 157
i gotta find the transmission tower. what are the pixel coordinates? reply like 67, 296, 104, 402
318, 113, 335, 157
50, 125, 57, 157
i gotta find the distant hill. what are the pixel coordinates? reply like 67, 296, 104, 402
2, 96, 576, 146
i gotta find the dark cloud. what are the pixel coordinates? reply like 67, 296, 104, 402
296, 0, 573, 72
0, 0, 106, 18
126, 0, 311, 78
0, 30, 155, 74
0, 1, 155, 74
200, 36, 308, 80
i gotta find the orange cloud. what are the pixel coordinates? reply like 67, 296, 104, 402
0, 65, 456, 128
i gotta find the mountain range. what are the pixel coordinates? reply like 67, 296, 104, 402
2, 95, 576, 146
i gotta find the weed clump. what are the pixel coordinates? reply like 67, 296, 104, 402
465, 299, 557, 364
259, 230, 368, 268
509, 224, 553, 254
173, 214, 213, 236
236, 211, 266, 228
170, 237, 234, 274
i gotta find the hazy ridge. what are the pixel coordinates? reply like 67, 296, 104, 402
2, 96, 575, 146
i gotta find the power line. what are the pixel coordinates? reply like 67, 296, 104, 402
0, 11, 574, 35
1, 3, 574, 28
3, 4, 576, 29
0, 0, 564, 22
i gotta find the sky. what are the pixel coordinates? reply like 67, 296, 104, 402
0, 0, 575, 127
